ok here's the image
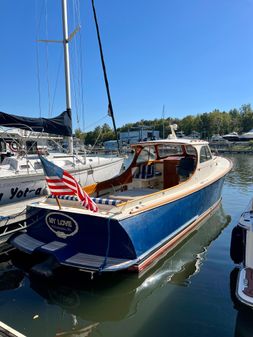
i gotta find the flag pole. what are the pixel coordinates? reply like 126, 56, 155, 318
55, 196, 62, 210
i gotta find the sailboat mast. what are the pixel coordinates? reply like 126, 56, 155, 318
61, 0, 73, 154
91, 0, 121, 154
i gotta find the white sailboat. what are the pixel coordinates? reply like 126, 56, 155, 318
0, 0, 124, 207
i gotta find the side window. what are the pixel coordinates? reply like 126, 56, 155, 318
200, 146, 212, 163
185, 145, 197, 156
136, 146, 156, 163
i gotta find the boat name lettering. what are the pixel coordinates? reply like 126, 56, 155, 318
0, 187, 43, 202
47, 217, 73, 228
10, 187, 42, 199
46, 212, 79, 239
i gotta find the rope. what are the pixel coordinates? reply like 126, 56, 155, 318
44, 0, 52, 117
35, 0, 45, 117
75, 0, 86, 133
50, 50, 63, 115
83, 114, 108, 132
99, 214, 113, 272
1, 207, 26, 227
72, 0, 81, 128
90, 127, 104, 152
62, 0, 85, 132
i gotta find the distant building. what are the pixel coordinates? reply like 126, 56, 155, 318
119, 129, 160, 144
103, 140, 121, 151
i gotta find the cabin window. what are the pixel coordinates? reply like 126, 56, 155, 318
136, 146, 156, 163
26, 141, 38, 154
34, 162, 42, 170
20, 164, 30, 169
0, 141, 6, 152
200, 146, 212, 163
185, 145, 196, 156
3, 157, 18, 170
157, 144, 183, 158
55, 160, 74, 167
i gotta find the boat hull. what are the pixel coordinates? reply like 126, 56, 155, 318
0, 157, 123, 206
0, 176, 47, 206
11, 176, 226, 273
230, 199, 253, 308
236, 268, 253, 307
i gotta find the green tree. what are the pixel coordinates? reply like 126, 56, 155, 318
240, 104, 253, 132
179, 115, 196, 135
74, 128, 85, 141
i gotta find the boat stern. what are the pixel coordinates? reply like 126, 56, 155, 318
10, 204, 137, 273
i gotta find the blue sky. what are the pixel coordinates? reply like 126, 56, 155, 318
0, 0, 252, 132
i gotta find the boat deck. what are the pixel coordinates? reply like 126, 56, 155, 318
109, 187, 160, 201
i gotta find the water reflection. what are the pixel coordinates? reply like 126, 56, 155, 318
224, 154, 253, 188
19, 205, 230, 337
0, 251, 24, 292
0, 154, 251, 337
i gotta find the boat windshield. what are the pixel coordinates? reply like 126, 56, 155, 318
157, 144, 183, 158
136, 145, 156, 163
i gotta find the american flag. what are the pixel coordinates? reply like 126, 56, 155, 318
39, 155, 98, 212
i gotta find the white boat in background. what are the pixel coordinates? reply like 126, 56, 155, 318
0, 150, 123, 206
239, 129, 253, 141
0, 111, 123, 208
222, 132, 240, 142
230, 198, 253, 307
0, 0, 124, 206
210, 134, 225, 142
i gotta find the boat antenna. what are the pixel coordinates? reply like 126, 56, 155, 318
91, 0, 121, 154
162, 104, 165, 139
168, 124, 178, 139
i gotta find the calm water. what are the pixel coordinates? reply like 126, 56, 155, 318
1, 154, 253, 337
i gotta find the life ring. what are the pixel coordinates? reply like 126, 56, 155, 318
9, 141, 19, 152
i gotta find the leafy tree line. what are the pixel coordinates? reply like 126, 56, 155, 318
75, 104, 253, 144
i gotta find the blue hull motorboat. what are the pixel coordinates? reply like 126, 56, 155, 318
11, 138, 232, 277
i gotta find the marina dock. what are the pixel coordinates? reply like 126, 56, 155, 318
0, 197, 45, 246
